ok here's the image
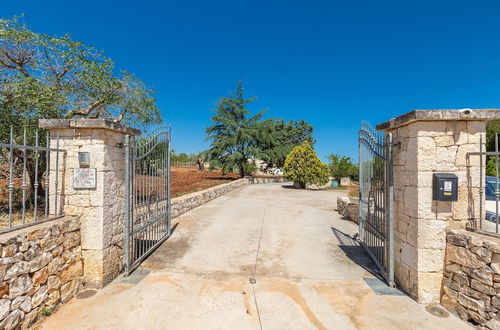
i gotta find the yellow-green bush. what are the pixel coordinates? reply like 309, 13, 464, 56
283, 142, 329, 188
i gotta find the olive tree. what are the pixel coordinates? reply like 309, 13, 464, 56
0, 15, 161, 202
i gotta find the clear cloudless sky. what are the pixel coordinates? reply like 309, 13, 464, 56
4, 0, 500, 162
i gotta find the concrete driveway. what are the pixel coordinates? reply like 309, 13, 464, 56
40, 183, 470, 330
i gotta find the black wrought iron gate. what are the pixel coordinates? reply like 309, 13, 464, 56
124, 128, 171, 274
358, 122, 394, 286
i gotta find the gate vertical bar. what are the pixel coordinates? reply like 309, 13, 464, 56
385, 132, 395, 286
479, 134, 483, 230
8, 126, 14, 228
124, 134, 131, 274
167, 126, 172, 235
358, 128, 364, 241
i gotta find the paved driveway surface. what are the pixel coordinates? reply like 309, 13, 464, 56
41, 183, 471, 330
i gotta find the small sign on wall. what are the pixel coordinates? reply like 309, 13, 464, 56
73, 168, 97, 189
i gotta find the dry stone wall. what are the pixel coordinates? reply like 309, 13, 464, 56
442, 229, 500, 329
0, 216, 82, 329
249, 177, 288, 184
336, 197, 359, 224
172, 178, 249, 218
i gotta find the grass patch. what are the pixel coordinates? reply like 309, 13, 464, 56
325, 186, 346, 190
39, 305, 53, 316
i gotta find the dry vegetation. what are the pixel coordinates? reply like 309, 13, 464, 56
171, 166, 239, 197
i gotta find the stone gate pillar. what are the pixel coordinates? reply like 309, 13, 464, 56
377, 109, 500, 303
39, 119, 140, 288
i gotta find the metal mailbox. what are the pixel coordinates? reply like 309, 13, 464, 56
432, 173, 458, 201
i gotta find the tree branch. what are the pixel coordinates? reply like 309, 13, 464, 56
114, 109, 127, 123
64, 99, 106, 118
1, 49, 31, 78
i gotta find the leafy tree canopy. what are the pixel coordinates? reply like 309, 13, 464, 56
0, 15, 161, 141
283, 142, 329, 188
206, 81, 266, 177
486, 120, 500, 152
257, 118, 315, 168
327, 154, 358, 181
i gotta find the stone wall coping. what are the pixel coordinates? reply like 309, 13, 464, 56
448, 228, 500, 244
376, 109, 500, 131
172, 178, 248, 203
39, 118, 141, 136
0, 215, 79, 240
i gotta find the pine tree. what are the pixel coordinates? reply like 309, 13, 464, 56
206, 81, 266, 177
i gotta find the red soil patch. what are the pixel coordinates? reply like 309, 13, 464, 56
171, 166, 239, 197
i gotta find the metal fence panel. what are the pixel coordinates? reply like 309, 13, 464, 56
467, 134, 500, 236
0, 127, 66, 234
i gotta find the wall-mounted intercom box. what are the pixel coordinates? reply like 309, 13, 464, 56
432, 173, 458, 201
78, 152, 90, 168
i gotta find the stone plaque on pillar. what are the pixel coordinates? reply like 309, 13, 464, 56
73, 168, 97, 189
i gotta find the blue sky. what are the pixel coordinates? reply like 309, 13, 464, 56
4, 1, 500, 162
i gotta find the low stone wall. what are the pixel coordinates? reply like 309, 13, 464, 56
249, 177, 288, 184
441, 229, 500, 329
0, 216, 83, 329
337, 197, 359, 224
172, 178, 249, 218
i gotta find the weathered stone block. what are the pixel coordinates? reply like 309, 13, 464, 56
46, 290, 60, 307
492, 253, 500, 275
8, 275, 33, 299
459, 292, 485, 311
60, 278, 82, 303
11, 296, 31, 314
418, 248, 445, 272
0, 299, 10, 320
471, 246, 493, 263
448, 233, 468, 247
28, 252, 52, 273
63, 231, 80, 250
463, 266, 494, 286
31, 267, 48, 287
485, 240, 500, 254
4, 262, 29, 281
434, 135, 455, 147
0, 310, 22, 329
47, 257, 63, 275
60, 260, 83, 285
31, 285, 47, 308
471, 279, 496, 295
446, 245, 483, 269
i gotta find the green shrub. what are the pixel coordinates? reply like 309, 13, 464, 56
283, 142, 329, 188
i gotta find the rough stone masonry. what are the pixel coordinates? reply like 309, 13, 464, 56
442, 229, 500, 329
0, 216, 82, 329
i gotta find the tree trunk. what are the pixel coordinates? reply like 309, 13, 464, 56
293, 181, 306, 189
196, 159, 205, 172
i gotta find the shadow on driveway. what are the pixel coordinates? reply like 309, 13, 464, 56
330, 226, 385, 282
